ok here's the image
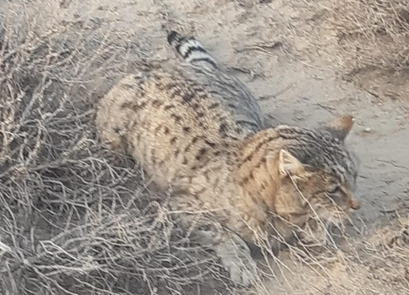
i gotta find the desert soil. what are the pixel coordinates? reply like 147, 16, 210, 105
2, 0, 409, 294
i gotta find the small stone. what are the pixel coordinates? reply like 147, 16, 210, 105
363, 127, 371, 133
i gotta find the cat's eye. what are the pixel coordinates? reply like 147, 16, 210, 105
328, 186, 341, 194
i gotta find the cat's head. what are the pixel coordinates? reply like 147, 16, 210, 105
273, 115, 360, 226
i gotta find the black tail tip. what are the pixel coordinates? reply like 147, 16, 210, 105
167, 30, 180, 45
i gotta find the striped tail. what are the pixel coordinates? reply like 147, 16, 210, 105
167, 30, 218, 69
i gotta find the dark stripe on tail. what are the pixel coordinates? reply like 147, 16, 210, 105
167, 30, 183, 51
167, 30, 218, 69
183, 45, 206, 59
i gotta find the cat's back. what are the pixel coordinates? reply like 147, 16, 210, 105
96, 68, 243, 187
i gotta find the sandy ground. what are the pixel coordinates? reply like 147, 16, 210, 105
2, 0, 408, 294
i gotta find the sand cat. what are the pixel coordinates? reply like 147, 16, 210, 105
96, 30, 360, 286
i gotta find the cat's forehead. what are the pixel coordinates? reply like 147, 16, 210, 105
318, 133, 358, 189
278, 126, 358, 187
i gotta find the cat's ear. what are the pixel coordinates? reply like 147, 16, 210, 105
322, 115, 354, 142
278, 149, 304, 177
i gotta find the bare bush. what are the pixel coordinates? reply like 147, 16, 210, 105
311, 0, 409, 98
0, 3, 234, 294
281, 0, 409, 98
330, 0, 409, 74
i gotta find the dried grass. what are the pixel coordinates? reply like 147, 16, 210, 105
312, 0, 409, 98
283, 0, 409, 98
329, 0, 409, 74
0, 2, 234, 294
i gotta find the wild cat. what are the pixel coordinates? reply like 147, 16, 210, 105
167, 30, 360, 246
96, 30, 360, 286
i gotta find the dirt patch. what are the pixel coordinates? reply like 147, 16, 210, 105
1, 0, 409, 294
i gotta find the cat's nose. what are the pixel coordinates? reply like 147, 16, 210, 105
349, 198, 360, 210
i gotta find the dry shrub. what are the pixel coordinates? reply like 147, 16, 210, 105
0, 2, 236, 294
277, 219, 409, 294
332, 0, 409, 73
284, 0, 409, 98
310, 0, 409, 97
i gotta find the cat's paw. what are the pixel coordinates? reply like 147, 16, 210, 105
215, 237, 258, 286
221, 253, 257, 286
